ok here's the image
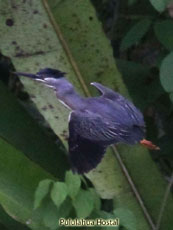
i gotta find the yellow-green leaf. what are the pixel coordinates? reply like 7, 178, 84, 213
50, 182, 68, 208
72, 189, 94, 218
34, 179, 53, 210
65, 170, 81, 199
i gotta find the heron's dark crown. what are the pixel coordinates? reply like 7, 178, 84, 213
37, 68, 66, 78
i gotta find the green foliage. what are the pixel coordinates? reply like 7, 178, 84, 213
0, 136, 54, 230
154, 20, 173, 50
65, 170, 81, 199
149, 0, 169, 12
56, 197, 73, 218
116, 59, 164, 109
93, 210, 119, 230
1, 0, 173, 230
89, 188, 101, 211
51, 182, 68, 208
120, 19, 151, 51
32, 173, 103, 227
128, 0, 137, 6
160, 52, 173, 93
33, 178, 74, 229
34, 179, 53, 210
113, 208, 136, 230
42, 201, 59, 230
72, 189, 95, 218
0, 205, 29, 230
0, 82, 69, 179
111, 0, 173, 228
170, 92, 173, 103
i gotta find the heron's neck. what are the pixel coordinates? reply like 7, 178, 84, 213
57, 89, 85, 110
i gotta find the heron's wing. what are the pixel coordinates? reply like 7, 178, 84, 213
68, 112, 107, 174
91, 82, 122, 100
91, 82, 145, 127
69, 111, 132, 143
68, 111, 144, 173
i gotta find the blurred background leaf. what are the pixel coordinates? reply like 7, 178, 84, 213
149, 0, 169, 12
65, 171, 81, 199
0, 136, 54, 230
0, 81, 69, 179
160, 52, 173, 93
120, 18, 151, 51
154, 20, 173, 50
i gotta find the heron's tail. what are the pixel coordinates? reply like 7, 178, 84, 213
140, 139, 160, 150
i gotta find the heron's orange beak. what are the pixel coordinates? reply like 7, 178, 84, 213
140, 139, 160, 150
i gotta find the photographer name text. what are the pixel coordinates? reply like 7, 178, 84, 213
59, 218, 119, 227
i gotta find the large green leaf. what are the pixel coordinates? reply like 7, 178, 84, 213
113, 208, 136, 230
42, 200, 59, 230
0, 82, 69, 179
0, 136, 54, 230
0, 205, 29, 230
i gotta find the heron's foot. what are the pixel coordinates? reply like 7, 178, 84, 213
140, 139, 160, 150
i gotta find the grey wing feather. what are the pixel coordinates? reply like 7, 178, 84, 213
91, 82, 145, 127
69, 111, 143, 145
68, 109, 145, 173
91, 82, 121, 100
68, 111, 107, 174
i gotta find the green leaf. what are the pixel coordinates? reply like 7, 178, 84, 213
91, 210, 119, 230
51, 182, 68, 208
56, 197, 73, 219
89, 188, 101, 211
149, 0, 169, 12
170, 92, 173, 103
113, 208, 136, 230
120, 19, 151, 51
34, 179, 53, 210
160, 52, 173, 92
0, 223, 8, 230
0, 81, 69, 179
116, 59, 164, 110
72, 189, 94, 218
43, 201, 59, 230
65, 171, 81, 199
32, 197, 72, 230
154, 20, 173, 50
0, 137, 54, 230
0, 205, 29, 230
128, 0, 137, 6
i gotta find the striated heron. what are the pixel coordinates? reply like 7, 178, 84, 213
15, 68, 159, 174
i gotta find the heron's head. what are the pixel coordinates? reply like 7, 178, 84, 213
38, 68, 74, 97
37, 68, 66, 79
15, 68, 75, 99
